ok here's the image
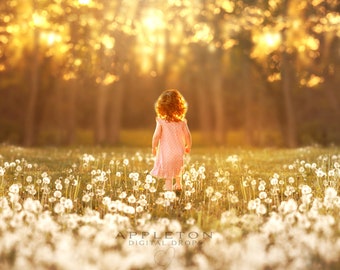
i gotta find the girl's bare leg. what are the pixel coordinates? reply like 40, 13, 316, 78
175, 176, 182, 190
165, 178, 173, 191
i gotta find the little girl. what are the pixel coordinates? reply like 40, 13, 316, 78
150, 89, 192, 192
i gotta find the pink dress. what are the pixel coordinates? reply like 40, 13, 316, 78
150, 118, 191, 179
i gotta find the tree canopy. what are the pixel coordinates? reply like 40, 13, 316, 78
0, 0, 339, 146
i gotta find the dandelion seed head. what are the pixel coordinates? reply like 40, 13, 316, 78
205, 186, 214, 197
82, 194, 91, 203
145, 174, 153, 183
256, 204, 267, 215
54, 190, 62, 198
279, 199, 297, 214
301, 184, 312, 195
147, 186, 156, 193
270, 177, 278, 185
43, 177, 50, 185
54, 203, 65, 214
259, 191, 267, 199
258, 184, 266, 191
325, 187, 337, 199
127, 195, 136, 204
230, 194, 239, 204
288, 177, 294, 184
102, 196, 111, 206
9, 184, 20, 194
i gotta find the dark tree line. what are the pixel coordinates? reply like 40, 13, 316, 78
0, 0, 339, 147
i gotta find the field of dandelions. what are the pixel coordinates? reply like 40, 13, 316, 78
0, 145, 340, 270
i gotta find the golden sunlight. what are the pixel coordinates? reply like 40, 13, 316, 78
301, 74, 324, 88
192, 23, 213, 43
251, 29, 281, 58
101, 34, 115, 50
40, 31, 62, 46
32, 13, 47, 27
141, 9, 164, 32
78, 0, 91, 5
262, 32, 281, 48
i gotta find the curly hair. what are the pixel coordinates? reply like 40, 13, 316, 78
155, 89, 188, 122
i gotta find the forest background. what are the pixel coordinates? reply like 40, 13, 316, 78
0, 0, 339, 148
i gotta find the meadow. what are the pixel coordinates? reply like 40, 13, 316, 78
0, 144, 339, 269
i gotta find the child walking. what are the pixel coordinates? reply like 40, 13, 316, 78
150, 89, 192, 192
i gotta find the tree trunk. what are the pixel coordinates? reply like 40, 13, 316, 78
107, 82, 124, 145
242, 55, 254, 146
66, 79, 77, 145
95, 84, 108, 145
196, 75, 212, 144
24, 28, 39, 146
211, 55, 225, 145
281, 51, 297, 147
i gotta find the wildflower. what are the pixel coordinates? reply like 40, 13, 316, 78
9, 184, 20, 194
298, 166, 305, 173
55, 183, 62, 190
54, 190, 62, 198
270, 177, 278, 185
138, 199, 147, 207
328, 169, 335, 177
164, 191, 176, 201
0, 167, 5, 176
136, 206, 144, 213
149, 186, 157, 193
54, 203, 65, 214
186, 217, 195, 225
127, 195, 136, 204
316, 168, 326, 177
259, 191, 267, 199
145, 174, 153, 184
102, 196, 111, 206
129, 172, 139, 181
288, 177, 294, 184
258, 184, 266, 191
205, 186, 214, 197
43, 177, 50, 185
184, 203, 192, 210
325, 187, 337, 199
64, 199, 73, 210
23, 198, 42, 213
248, 200, 257, 211
279, 199, 297, 214
144, 183, 150, 190
230, 194, 239, 204
123, 205, 135, 214
119, 191, 127, 199
82, 194, 91, 203
301, 185, 312, 195
256, 204, 267, 215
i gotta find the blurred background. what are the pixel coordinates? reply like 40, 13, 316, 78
0, 0, 339, 147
